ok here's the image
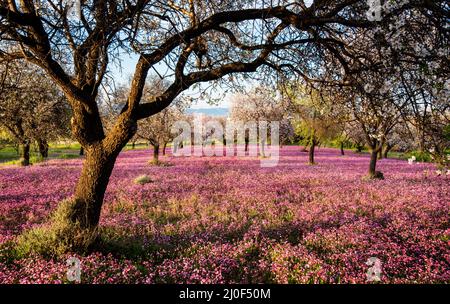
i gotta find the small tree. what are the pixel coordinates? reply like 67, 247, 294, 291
343, 123, 367, 153
335, 131, 351, 156
378, 122, 414, 159
137, 106, 183, 164
0, 61, 70, 165
230, 86, 288, 154
112, 77, 186, 164
345, 90, 404, 179
287, 87, 342, 164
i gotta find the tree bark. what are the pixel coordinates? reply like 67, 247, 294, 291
245, 137, 249, 152
377, 148, 383, 159
153, 144, 160, 163
368, 149, 378, 177
260, 138, 266, 158
340, 142, 345, 155
37, 139, 49, 158
367, 147, 384, 179
79, 147, 84, 156
309, 141, 316, 164
20, 142, 30, 166
64, 95, 138, 232
131, 141, 135, 149
70, 145, 119, 229
383, 145, 392, 159
162, 142, 167, 156
419, 129, 425, 153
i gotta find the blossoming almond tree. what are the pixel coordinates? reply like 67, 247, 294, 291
229, 86, 289, 153
137, 105, 184, 164
106, 76, 185, 164
0, 60, 70, 165
0, 0, 446, 252
285, 86, 345, 165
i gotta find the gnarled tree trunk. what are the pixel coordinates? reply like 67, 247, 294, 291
309, 140, 316, 164
37, 139, 49, 158
152, 143, 160, 163
368, 149, 378, 177
162, 142, 167, 156
340, 142, 345, 155
70, 144, 121, 229
355, 143, 363, 153
383, 144, 392, 159
20, 141, 30, 166
58, 97, 137, 236
367, 144, 384, 179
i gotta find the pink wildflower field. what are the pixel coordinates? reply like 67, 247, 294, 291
0, 146, 449, 284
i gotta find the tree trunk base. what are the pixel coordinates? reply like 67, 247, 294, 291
362, 171, 385, 180
147, 159, 173, 167
148, 159, 161, 166
19, 143, 31, 166
15, 199, 99, 257
38, 140, 49, 158
19, 158, 30, 166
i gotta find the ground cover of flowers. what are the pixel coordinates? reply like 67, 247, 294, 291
0, 146, 448, 283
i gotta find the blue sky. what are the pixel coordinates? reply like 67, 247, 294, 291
105, 0, 315, 110
109, 53, 232, 109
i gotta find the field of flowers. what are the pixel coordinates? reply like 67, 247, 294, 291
0, 146, 448, 283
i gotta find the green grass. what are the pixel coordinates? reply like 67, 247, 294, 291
123, 142, 150, 151
0, 140, 154, 165
0, 146, 20, 161
0, 142, 83, 165
15, 199, 98, 257
300, 142, 441, 163
1, 155, 45, 166
50, 142, 81, 150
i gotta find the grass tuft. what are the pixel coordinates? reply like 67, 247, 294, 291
15, 199, 98, 258
134, 174, 152, 185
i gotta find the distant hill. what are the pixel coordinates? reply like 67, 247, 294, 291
185, 107, 229, 116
